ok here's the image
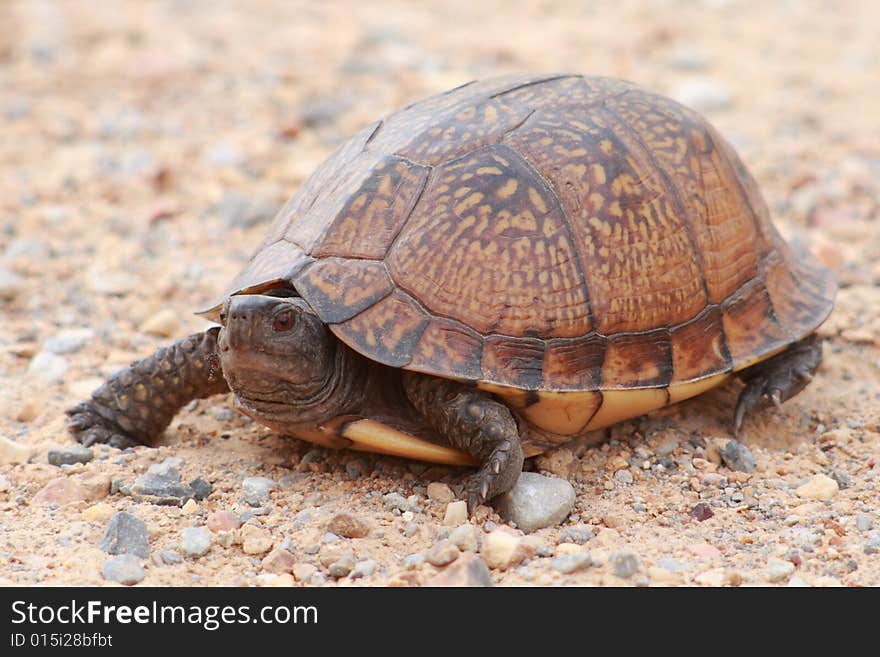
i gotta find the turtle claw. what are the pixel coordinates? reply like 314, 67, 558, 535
65, 402, 140, 450
733, 334, 823, 437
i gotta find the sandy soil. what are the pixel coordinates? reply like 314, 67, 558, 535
1, 0, 878, 587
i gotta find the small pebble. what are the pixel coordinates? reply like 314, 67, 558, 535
32, 477, 88, 506
130, 459, 194, 505
427, 482, 455, 503
766, 558, 796, 582
449, 523, 481, 552
427, 553, 494, 587
0, 269, 23, 300
672, 77, 733, 112
550, 551, 592, 574
444, 500, 468, 526
328, 555, 356, 578
426, 540, 460, 567
402, 553, 426, 569
0, 435, 32, 465
350, 559, 377, 579
345, 460, 366, 480
27, 351, 68, 383
242, 476, 277, 505
158, 550, 182, 565
383, 492, 410, 512
720, 441, 756, 473
795, 474, 839, 501
327, 512, 370, 538
690, 502, 714, 522
139, 309, 180, 338
43, 328, 93, 354
559, 525, 595, 545
239, 524, 273, 555
610, 551, 640, 579
181, 498, 198, 514
217, 192, 275, 227
494, 472, 575, 532
855, 513, 872, 532
101, 554, 145, 586
613, 469, 634, 485
207, 511, 240, 532
261, 548, 296, 574
292, 563, 318, 582
482, 530, 536, 570
181, 527, 212, 558
48, 447, 94, 467
100, 512, 151, 558
81, 502, 115, 523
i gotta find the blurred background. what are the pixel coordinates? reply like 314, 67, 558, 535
1, 0, 878, 389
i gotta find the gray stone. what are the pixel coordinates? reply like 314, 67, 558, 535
205, 143, 244, 168
427, 553, 494, 587
27, 351, 68, 383
613, 469, 634, 485
328, 555, 355, 579
671, 78, 733, 113
350, 559, 377, 579
449, 523, 481, 552
130, 459, 194, 505
217, 192, 275, 228
383, 492, 410, 512
42, 328, 93, 355
99, 512, 150, 558
766, 558, 796, 582
158, 550, 182, 565
559, 525, 595, 545
48, 447, 94, 466
403, 553, 426, 569
242, 476, 277, 504
101, 554, 145, 585
494, 472, 575, 532
189, 478, 212, 500
610, 551, 640, 578
426, 540, 459, 567
656, 558, 688, 573
720, 440, 756, 473
550, 551, 592, 574
856, 513, 873, 532
181, 527, 212, 558
0, 269, 23, 300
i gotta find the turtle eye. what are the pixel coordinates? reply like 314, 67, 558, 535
273, 310, 294, 332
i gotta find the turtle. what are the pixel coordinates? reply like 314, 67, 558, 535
67, 74, 836, 511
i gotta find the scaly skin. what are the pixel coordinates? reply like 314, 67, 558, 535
66, 328, 230, 448
734, 333, 823, 437
403, 372, 524, 511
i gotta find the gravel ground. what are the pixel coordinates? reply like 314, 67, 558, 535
1, 0, 878, 587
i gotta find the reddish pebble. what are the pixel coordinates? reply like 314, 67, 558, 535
32, 477, 88, 506
207, 510, 240, 532
690, 503, 714, 522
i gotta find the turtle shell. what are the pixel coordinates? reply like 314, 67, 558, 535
202, 74, 835, 436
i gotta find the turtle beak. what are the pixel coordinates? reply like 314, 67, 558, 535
220, 295, 277, 352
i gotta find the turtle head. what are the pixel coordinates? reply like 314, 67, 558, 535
216, 294, 339, 424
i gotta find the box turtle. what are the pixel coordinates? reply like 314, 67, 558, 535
68, 74, 836, 510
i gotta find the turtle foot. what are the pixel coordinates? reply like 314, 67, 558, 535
733, 334, 823, 437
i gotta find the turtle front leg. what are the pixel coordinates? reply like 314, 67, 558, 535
66, 327, 230, 448
733, 333, 823, 437
403, 372, 524, 512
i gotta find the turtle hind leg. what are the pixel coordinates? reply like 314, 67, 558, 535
66, 328, 230, 448
403, 372, 524, 513
733, 333, 823, 437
